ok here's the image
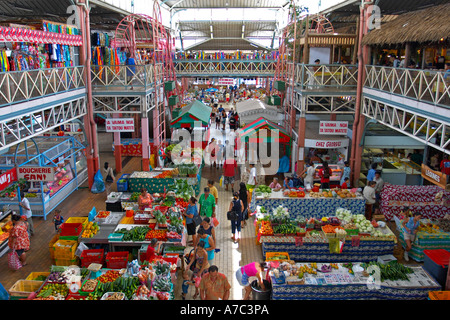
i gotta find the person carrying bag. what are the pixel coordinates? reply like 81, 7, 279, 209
228, 192, 244, 242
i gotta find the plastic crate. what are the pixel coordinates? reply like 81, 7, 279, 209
53, 239, 78, 260
80, 249, 104, 268
95, 211, 111, 225
54, 257, 79, 266
424, 249, 450, 288
65, 217, 88, 229
108, 233, 124, 242
59, 223, 83, 240
265, 252, 290, 262
105, 251, 129, 269
428, 291, 450, 300
117, 174, 130, 192
66, 293, 87, 300
49, 234, 60, 260
9, 280, 44, 297
25, 272, 50, 281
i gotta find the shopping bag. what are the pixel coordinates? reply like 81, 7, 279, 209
75, 242, 89, 258
8, 250, 22, 270
219, 175, 224, 187
91, 170, 105, 194
0, 282, 9, 300
212, 216, 220, 227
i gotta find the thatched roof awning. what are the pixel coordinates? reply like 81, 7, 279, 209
362, 3, 450, 46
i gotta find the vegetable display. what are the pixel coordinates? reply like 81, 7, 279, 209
362, 261, 413, 281
115, 226, 150, 242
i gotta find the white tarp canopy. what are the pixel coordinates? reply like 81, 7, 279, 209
235, 98, 283, 125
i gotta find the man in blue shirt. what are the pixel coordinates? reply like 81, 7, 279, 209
126, 52, 136, 89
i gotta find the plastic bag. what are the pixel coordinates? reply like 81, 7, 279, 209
212, 216, 220, 227
91, 170, 105, 193
75, 242, 89, 258
0, 283, 9, 300
219, 175, 224, 187
8, 250, 22, 270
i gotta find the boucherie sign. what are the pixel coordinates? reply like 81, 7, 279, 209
17, 167, 55, 182
319, 121, 348, 135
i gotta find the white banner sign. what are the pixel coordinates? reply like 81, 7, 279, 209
17, 167, 55, 182
218, 78, 234, 86
106, 118, 135, 132
305, 138, 349, 149
319, 121, 348, 135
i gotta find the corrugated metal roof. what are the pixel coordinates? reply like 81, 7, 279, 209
161, 0, 290, 10
185, 37, 269, 51
178, 20, 277, 39
0, 0, 127, 30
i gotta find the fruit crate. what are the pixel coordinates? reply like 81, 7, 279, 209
105, 251, 129, 269
117, 174, 130, 192
95, 211, 111, 225
66, 293, 87, 300
48, 233, 60, 261
428, 291, 450, 300
9, 280, 44, 298
53, 239, 78, 260
80, 249, 104, 268
25, 272, 50, 281
65, 217, 88, 229
54, 257, 79, 266
265, 252, 290, 262
59, 222, 83, 240
424, 249, 450, 289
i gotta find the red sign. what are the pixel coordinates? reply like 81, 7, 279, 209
0, 168, 18, 191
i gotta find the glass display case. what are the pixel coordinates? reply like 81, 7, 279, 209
46, 163, 74, 197
313, 164, 343, 183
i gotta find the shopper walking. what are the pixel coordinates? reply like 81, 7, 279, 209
196, 217, 216, 247
366, 163, 377, 182
229, 192, 244, 242
186, 241, 209, 300
221, 110, 227, 131
125, 52, 136, 89
223, 158, 237, 193
207, 180, 218, 205
103, 162, 115, 196
215, 111, 221, 129
199, 187, 216, 218
247, 163, 257, 189
197, 228, 215, 265
374, 171, 384, 204
402, 212, 422, 261
8, 214, 30, 267
235, 262, 267, 300
239, 182, 249, 228
183, 196, 199, 246
19, 193, 33, 236
200, 265, 231, 300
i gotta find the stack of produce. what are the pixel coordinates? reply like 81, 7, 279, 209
254, 185, 272, 198
81, 221, 99, 238
145, 229, 167, 241
115, 226, 150, 242
260, 221, 273, 236
361, 261, 413, 281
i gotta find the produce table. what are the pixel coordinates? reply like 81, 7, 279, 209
270, 264, 441, 300
394, 216, 450, 262
250, 191, 366, 219
127, 172, 201, 196
260, 226, 396, 263
381, 183, 450, 221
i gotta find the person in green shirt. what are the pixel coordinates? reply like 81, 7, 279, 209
199, 187, 216, 218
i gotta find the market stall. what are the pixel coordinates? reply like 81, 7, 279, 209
239, 117, 292, 163
380, 183, 450, 221
256, 206, 396, 263
394, 216, 450, 262
170, 100, 212, 130
267, 260, 441, 300
250, 187, 366, 218
0, 136, 87, 220
235, 99, 283, 128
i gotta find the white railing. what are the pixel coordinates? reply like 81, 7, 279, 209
364, 66, 450, 107
291, 63, 358, 90
174, 60, 277, 76
0, 66, 85, 107
91, 64, 161, 90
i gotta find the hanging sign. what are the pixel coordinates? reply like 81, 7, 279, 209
106, 118, 135, 132
421, 164, 447, 189
0, 168, 18, 191
219, 78, 234, 86
17, 167, 55, 182
305, 138, 349, 149
319, 121, 348, 135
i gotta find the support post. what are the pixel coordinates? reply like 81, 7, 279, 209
142, 117, 150, 171
113, 113, 122, 173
